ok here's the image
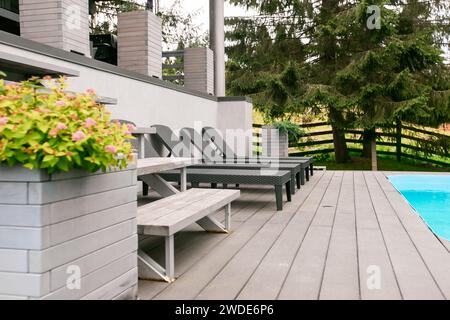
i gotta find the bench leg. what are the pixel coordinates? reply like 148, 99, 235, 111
165, 235, 175, 281
310, 164, 314, 176
180, 167, 187, 192
290, 174, 296, 195
296, 172, 301, 189
142, 182, 149, 196
197, 215, 228, 233
225, 203, 231, 231
211, 183, 218, 189
275, 185, 283, 211
223, 183, 228, 189
192, 181, 200, 188
305, 167, 310, 181
138, 244, 175, 283
285, 182, 292, 202
140, 174, 179, 197
300, 169, 306, 185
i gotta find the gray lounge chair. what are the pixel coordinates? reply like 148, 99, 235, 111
150, 125, 294, 210
159, 168, 292, 210
180, 127, 308, 189
202, 126, 315, 179
154, 125, 306, 192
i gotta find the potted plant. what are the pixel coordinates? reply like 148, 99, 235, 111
262, 120, 306, 158
0, 74, 138, 300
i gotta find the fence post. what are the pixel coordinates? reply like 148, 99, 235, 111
396, 120, 402, 162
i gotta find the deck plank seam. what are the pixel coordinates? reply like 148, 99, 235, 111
352, 171, 362, 300
275, 171, 336, 300
192, 194, 281, 299
363, 171, 404, 300
317, 172, 345, 300
232, 171, 327, 300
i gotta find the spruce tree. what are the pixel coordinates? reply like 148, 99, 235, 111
226, 0, 450, 163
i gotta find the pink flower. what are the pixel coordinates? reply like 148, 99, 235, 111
0, 117, 8, 126
49, 129, 58, 138
105, 145, 118, 154
72, 130, 86, 142
37, 108, 51, 114
126, 123, 136, 133
55, 100, 66, 107
56, 123, 67, 130
86, 88, 96, 95
84, 118, 97, 128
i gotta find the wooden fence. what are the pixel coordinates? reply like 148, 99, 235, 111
253, 122, 450, 167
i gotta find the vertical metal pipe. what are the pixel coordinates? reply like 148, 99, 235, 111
209, 0, 225, 96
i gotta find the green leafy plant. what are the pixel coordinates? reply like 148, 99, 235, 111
0, 75, 135, 173
272, 120, 307, 144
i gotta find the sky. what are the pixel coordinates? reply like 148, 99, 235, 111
139, 0, 253, 33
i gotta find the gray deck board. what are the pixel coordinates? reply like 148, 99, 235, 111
277, 171, 340, 299
364, 172, 444, 300
137, 170, 450, 300
236, 173, 325, 300
376, 172, 450, 299
198, 172, 323, 300
354, 171, 402, 300
319, 172, 359, 300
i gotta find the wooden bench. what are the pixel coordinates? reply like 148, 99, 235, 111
137, 188, 241, 282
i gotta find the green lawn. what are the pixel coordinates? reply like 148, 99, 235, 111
315, 156, 450, 172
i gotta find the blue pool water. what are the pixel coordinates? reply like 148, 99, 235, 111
388, 175, 450, 241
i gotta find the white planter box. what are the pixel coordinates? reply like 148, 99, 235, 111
0, 164, 138, 300
262, 125, 289, 158
117, 10, 162, 78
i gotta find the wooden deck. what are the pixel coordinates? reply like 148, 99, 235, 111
138, 171, 450, 300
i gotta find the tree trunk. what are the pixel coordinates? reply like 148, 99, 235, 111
362, 128, 376, 158
371, 139, 378, 171
329, 106, 350, 163
332, 124, 350, 163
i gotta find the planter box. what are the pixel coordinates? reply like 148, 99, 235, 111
117, 10, 162, 78
0, 164, 138, 300
262, 125, 289, 158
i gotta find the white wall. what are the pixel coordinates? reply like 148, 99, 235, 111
0, 42, 252, 134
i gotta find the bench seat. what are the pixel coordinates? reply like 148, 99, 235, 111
137, 188, 240, 282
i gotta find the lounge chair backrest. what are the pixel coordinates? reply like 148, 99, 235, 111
152, 124, 193, 158
181, 127, 226, 162
203, 127, 237, 160
180, 127, 204, 159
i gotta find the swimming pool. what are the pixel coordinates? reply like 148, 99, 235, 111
388, 175, 450, 241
